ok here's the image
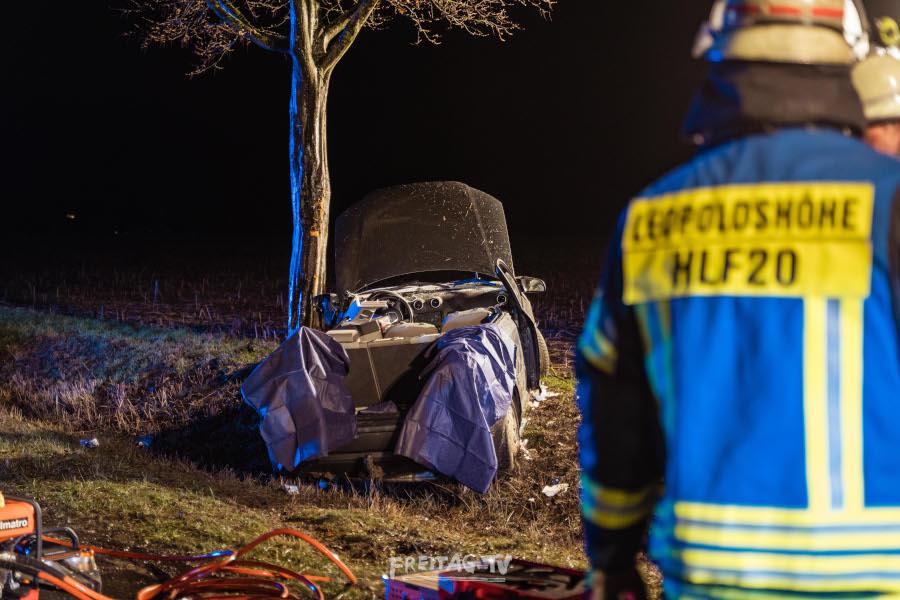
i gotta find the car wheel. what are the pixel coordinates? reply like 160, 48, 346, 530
537, 329, 550, 379
494, 390, 522, 472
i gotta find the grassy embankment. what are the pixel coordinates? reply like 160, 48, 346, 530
0, 305, 585, 598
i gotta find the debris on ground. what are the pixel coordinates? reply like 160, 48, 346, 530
79, 438, 100, 449
282, 483, 301, 495
542, 480, 569, 498
532, 384, 561, 408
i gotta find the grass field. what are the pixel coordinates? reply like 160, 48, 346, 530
0, 304, 591, 598
0, 235, 668, 598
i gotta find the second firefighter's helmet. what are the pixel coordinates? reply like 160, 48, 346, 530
852, 54, 900, 121
853, 0, 900, 122
694, 0, 870, 64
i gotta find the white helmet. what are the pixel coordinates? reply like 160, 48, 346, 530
852, 54, 900, 121
852, 1, 900, 122
694, 0, 870, 63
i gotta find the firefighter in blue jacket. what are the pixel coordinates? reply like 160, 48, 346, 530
577, 0, 900, 597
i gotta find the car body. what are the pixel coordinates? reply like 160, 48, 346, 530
301, 181, 548, 479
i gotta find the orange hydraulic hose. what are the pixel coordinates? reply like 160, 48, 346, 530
43, 536, 236, 563
36, 571, 115, 600
163, 577, 289, 595
39, 526, 355, 600
226, 559, 330, 582
233, 529, 356, 586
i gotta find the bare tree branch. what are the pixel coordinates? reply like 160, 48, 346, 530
207, 0, 290, 52
124, 0, 290, 74
320, 0, 382, 71
316, 12, 351, 51
129, 0, 554, 74
384, 0, 554, 44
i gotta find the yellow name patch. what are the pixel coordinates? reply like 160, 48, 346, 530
622, 183, 874, 305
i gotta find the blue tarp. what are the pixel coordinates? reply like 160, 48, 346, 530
241, 324, 518, 492
241, 328, 358, 471
395, 324, 518, 493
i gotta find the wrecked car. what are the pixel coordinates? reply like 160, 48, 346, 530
242, 181, 548, 492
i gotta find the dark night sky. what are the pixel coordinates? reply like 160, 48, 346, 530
2, 2, 710, 240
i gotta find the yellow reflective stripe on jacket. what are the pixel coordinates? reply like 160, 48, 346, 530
675, 502, 900, 525
803, 295, 866, 514
578, 292, 619, 375
680, 549, 900, 576
581, 476, 657, 530
675, 584, 869, 600
681, 567, 900, 594
673, 502, 900, 551
803, 297, 830, 512
839, 297, 865, 513
676, 521, 900, 552
580, 328, 618, 375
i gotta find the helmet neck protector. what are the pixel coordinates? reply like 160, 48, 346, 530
684, 60, 866, 147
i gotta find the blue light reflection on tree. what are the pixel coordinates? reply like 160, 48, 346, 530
287, 0, 304, 336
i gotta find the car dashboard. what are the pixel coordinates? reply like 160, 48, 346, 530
333, 280, 509, 335
324, 280, 515, 410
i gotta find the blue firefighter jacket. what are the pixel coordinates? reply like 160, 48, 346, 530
577, 127, 900, 597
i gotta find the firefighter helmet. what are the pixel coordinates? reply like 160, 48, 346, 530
853, 54, 900, 121
694, 0, 870, 64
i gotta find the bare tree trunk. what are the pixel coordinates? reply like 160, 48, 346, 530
287, 56, 331, 333
299, 70, 330, 331
287, 0, 381, 333
287, 54, 304, 334
286, 0, 332, 333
